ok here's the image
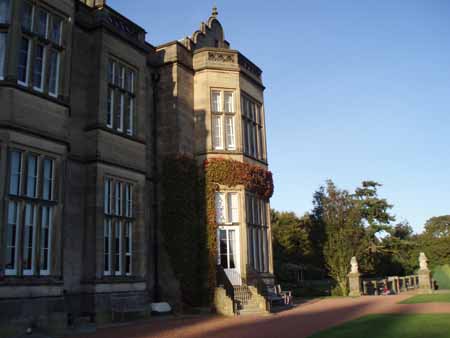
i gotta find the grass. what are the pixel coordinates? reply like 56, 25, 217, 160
400, 293, 450, 304
308, 314, 450, 338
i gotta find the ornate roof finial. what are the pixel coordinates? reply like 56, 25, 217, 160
212, 5, 218, 18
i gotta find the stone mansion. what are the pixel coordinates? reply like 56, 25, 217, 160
0, 0, 274, 329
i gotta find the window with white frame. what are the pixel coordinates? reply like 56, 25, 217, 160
18, 2, 64, 98
246, 193, 269, 273
211, 90, 236, 151
241, 94, 266, 161
106, 58, 136, 135
103, 178, 134, 276
215, 192, 239, 225
4, 149, 57, 277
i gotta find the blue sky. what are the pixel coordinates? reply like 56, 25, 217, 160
109, 0, 450, 232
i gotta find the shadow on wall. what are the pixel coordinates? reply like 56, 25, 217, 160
149, 46, 211, 310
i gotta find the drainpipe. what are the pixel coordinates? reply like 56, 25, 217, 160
151, 71, 161, 302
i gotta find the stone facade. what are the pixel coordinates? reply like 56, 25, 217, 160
0, 0, 273, 332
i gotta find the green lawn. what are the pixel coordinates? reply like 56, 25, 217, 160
400, 293, 450, 304
308, 315, 450, 338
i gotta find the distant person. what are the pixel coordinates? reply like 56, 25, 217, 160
434, 280, 439, 291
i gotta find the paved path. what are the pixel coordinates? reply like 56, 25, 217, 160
77, 294, 450, 338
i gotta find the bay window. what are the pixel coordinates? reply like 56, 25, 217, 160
106, 58, 136, 135
211, 89, 236, 151
4, 149, 58, 277
104, 177, 134, 277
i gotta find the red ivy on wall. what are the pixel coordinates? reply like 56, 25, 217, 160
204, 158, 274, 297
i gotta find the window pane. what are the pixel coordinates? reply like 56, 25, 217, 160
0, 0, 10, 24
219, 229, 227, 268
115, 182, 122, 216
33, 44, 45, 90
115, 222, 122, 274
125, 184, 133, 217
6, 201, 18, 272
0, 33, 5, 80
23, 204, 36, 272
126, 97, 134, 135
228, 230, 236, 269
48, 50, 60, 96
40, 206, 52, 273
104, 219, 111, 274
50, 16, 62, 45
18, 38, 30, 84
223, 92, 233, 113
42, 159, 53, 200
21, 2, 33, 31
104, 178, 111, 214
107, 60, 115, 83
215, 192, 226, 224
107, 88, 114, 127
225, 116, 235, 150
125, 222, 132, 275
125, 69, 134, 93
36, 9, 48, 37
117, 93, 124, 131
9, 150, 21, 195
118, 65, 124, 88
26, 154, 38, 198
228, 193, 239, 223
248, 227, 253, 267
212, 115, 223, 149
211, 91, 221, 112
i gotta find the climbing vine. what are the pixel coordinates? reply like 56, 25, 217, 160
204, 158, 274, 297
161, 156, 274, 305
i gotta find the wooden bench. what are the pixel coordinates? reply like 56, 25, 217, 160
111, 294, 149, 321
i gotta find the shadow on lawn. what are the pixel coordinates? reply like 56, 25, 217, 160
76, 299, 376, 338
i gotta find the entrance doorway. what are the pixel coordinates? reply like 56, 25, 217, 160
218, 226, 241, 285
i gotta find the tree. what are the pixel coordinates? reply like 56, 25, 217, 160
271, 210, 312, 282
420, 215, 450, 267
319, 181, 365, 295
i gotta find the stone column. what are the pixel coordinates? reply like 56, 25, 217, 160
348, 256, 361, 297
418, 252, 433, 294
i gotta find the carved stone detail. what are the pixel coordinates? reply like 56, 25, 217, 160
208, 52, 235, 63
